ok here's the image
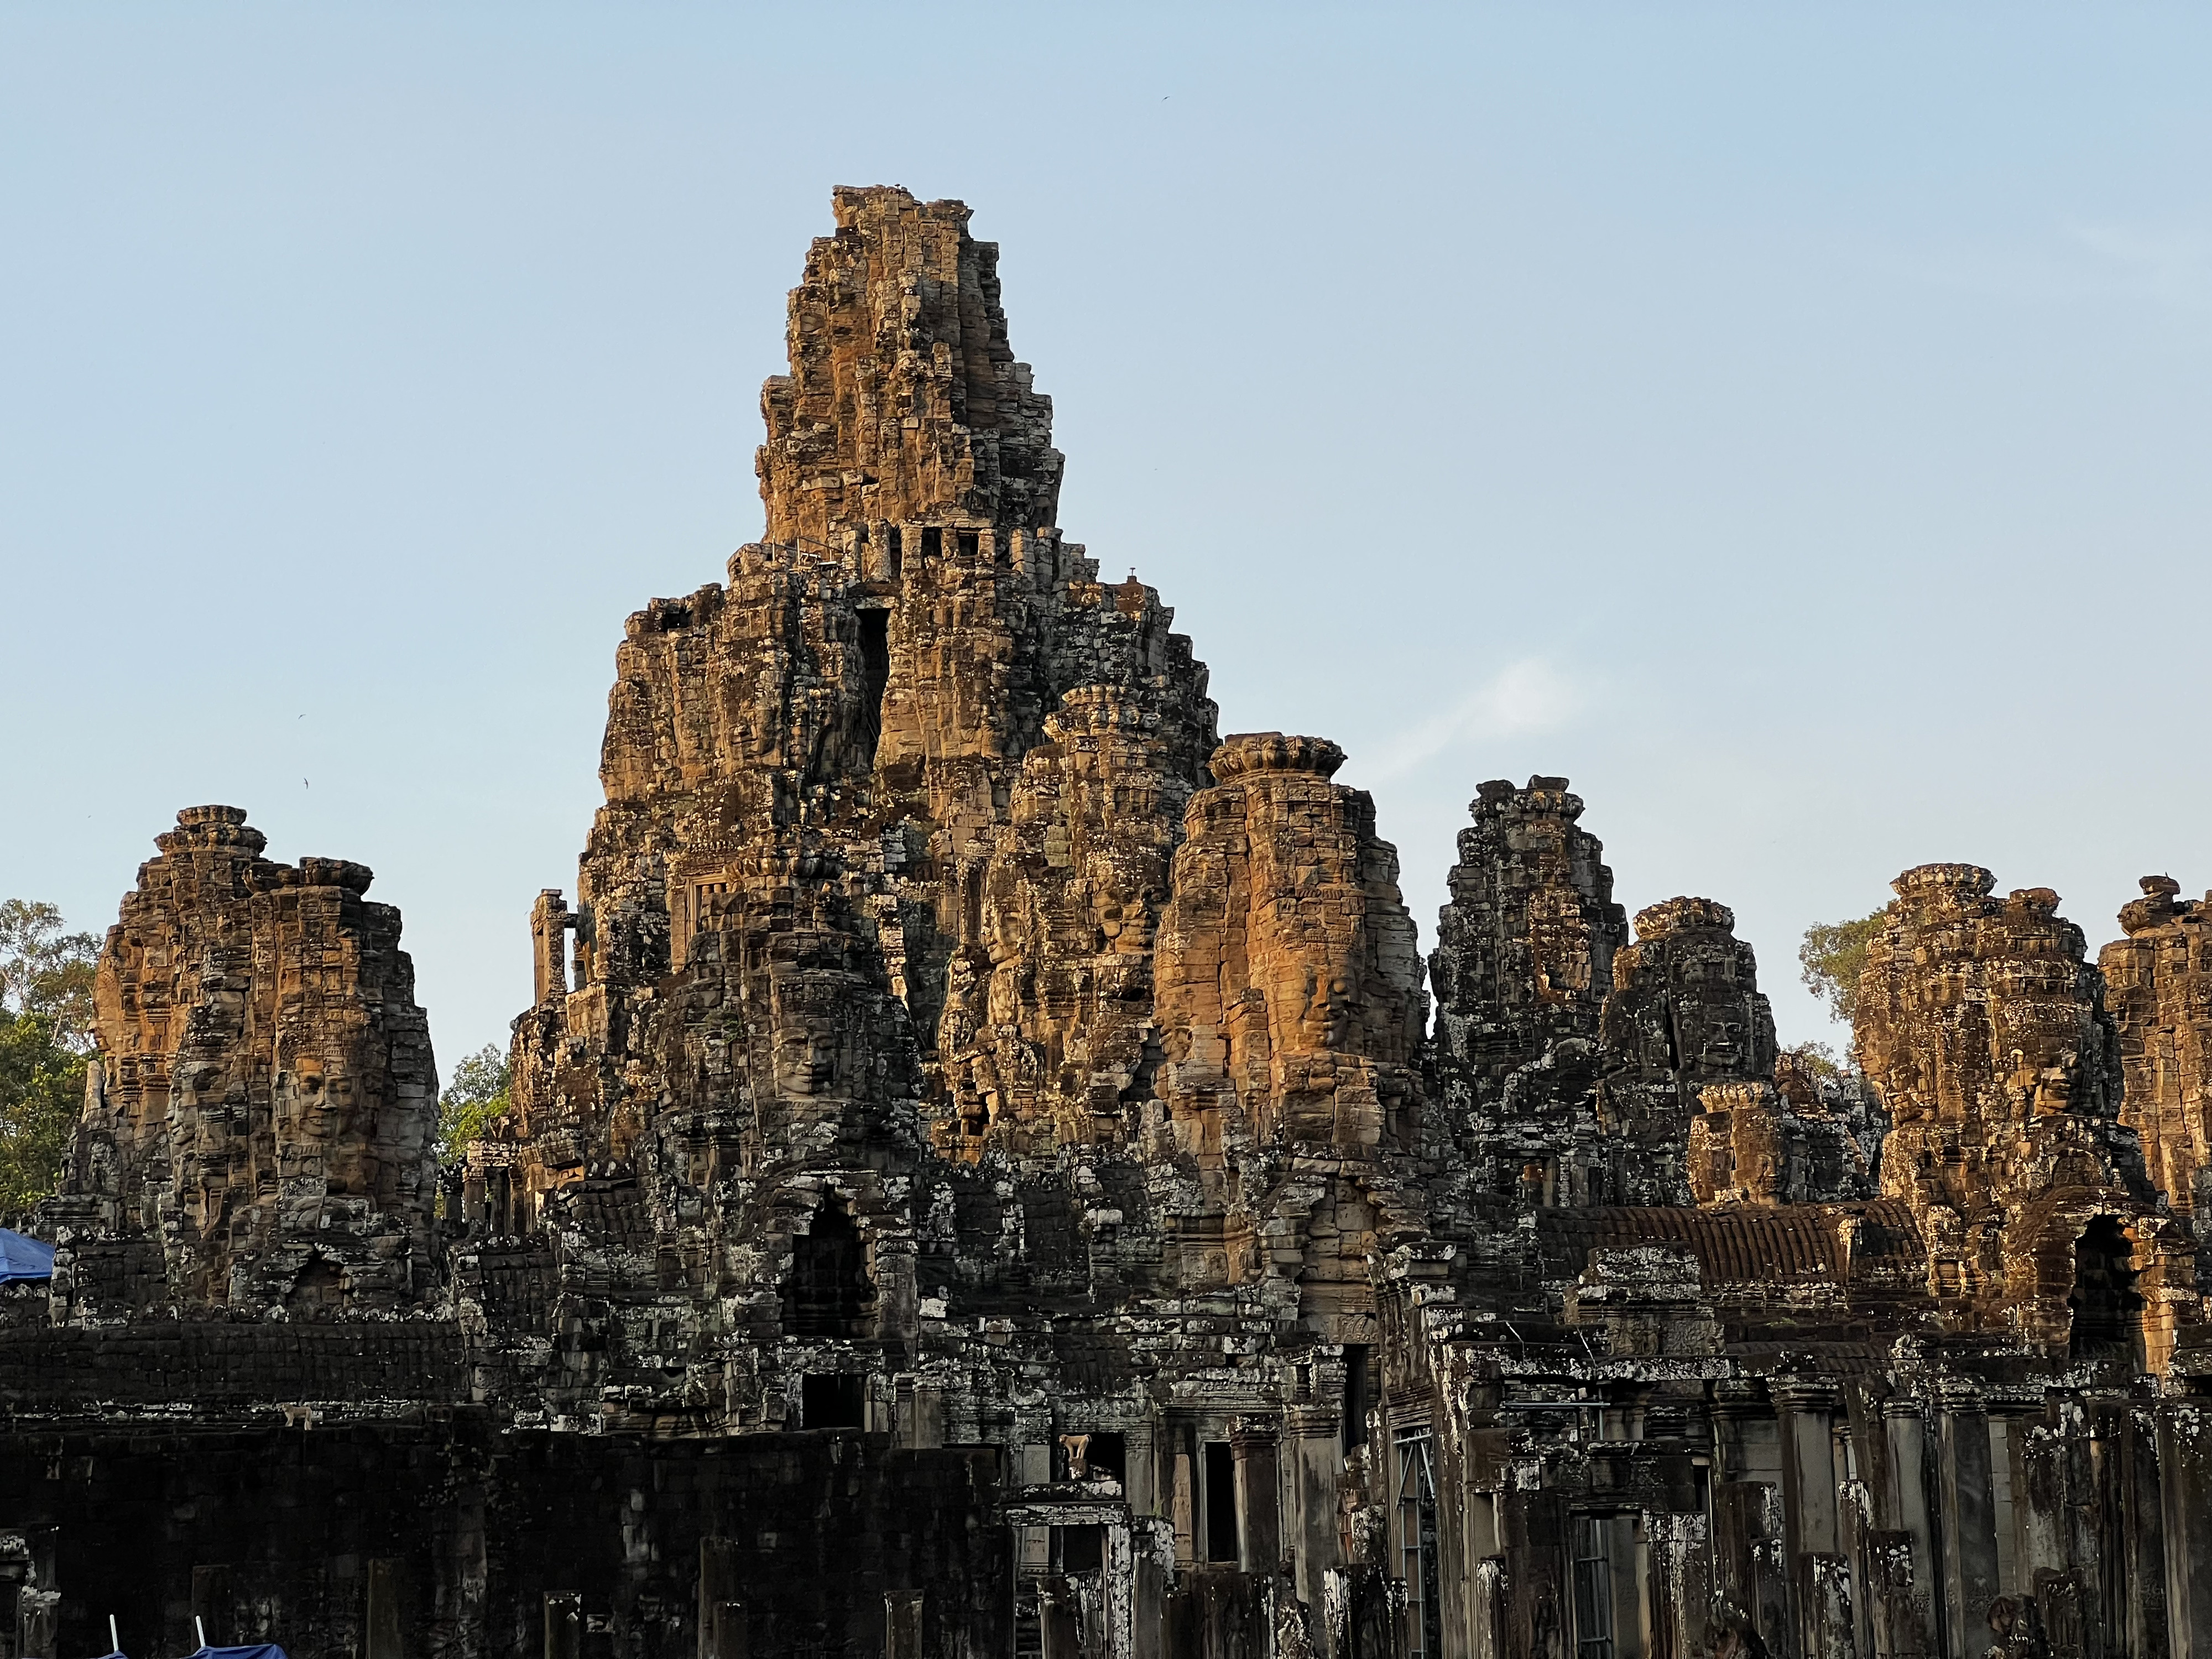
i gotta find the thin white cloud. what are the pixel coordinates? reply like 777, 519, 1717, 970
1362, 658, 1588, 784
1871, 220, 2211, 313
2065, 222, 2211, 309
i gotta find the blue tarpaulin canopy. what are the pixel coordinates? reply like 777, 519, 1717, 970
84, 1648, 289, 1659
0, 1229, 54, 1283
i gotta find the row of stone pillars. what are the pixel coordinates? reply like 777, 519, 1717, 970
538, 1547, 929, 1659
1712, 1381, 2212, 1659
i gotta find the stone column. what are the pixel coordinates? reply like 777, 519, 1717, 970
1645, 1509, 1713, 1659
1102, 1519, 1137, 1659
2110, 1406, 2169, 1659
530, 890, 571, 1004
1709, 1383, 1785, 1644
2158, 1402, 2212, 1659
1936, 1387, 1999, 1659
544, 1593, 581, 1659
698, 1538, 743, 1659
2004, 1407, 2064, 1601
1462, 1483, 1505, 1659
1875, 1399, 1938, 1659
1171, 1446, 1195, 1568
883, 1592, 923, 1659
1283, 1406, 1342, 1608
1776, 1379, 1845, 1658
364, 1559, 403, 1659
1039, 1583, 1081, 1659
1233, 1423, 1283, 1574
1777, 1380, 1842, 1554
1133, 1519, 1173, 1659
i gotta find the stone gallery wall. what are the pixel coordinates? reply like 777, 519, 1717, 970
5, 187, 2211, 1659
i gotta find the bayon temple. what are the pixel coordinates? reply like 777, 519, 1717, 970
3, 186, 2210, 1659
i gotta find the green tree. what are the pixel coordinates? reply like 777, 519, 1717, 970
0, 900, 99, 1212
1798, 907, 1887, 1029
1778, 1039, 1846, 1086
437, 1042, 512, 1168
0, 899, 96, 1050
0, 1011, 82, 1212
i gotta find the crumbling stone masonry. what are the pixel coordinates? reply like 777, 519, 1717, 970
1596, 897, 1778, 1208
2102, 875, 2212, 1255
1428, 776, 1626, 1209
50, 805, 438, 1320
7, 188, 2212, 1659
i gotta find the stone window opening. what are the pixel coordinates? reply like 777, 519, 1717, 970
782, 1200, 874, 1338
1396, 1434, 1443, 1659
1202, 1441, 1238, 1563
1052, 1524, 1103, 1575
856, 609, 890, 768
1081, 1431, 1125, 1486
800, 1371, 865, 1430
1342, 1343, 1374, 1452
2068, 1214, 2143, 1359
284, 1253, 345, 1316
1570, 1514, 1647, 1659
1571, 1516, 1615, 1659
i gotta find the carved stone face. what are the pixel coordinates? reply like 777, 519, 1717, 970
1082, 850, 1161, 957
1297, 971, 1355, 1051
1527, 887, 1594, 1002
1692, 1016, 1745, 1072
275, 1054, 369, 1193
1091, 888, 1158, 954
768, 967, 868, 1102
1667, 941, 1757, 1077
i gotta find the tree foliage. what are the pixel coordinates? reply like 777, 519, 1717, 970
0, 898, 96, 1050
1798, 908, 1886, 1029
0, 900, 98, 1213
1779, 1039, 1847, 1085
437, 1042, 511, 1168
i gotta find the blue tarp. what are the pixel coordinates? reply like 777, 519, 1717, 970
82, 1648, 289, 1659
0, 1228, 54, 1283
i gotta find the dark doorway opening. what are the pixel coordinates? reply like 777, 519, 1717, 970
1343, 1343, 1373, 1451
801, 1372, 865, 1430
784, 1201, 873, 1338
856, 609, 890, 769
1203, 1441, 1239, 1563
1085, 1431, 1126, 1485
2069, 1214, 2143, 1359
1055, 1525, 1104, 1575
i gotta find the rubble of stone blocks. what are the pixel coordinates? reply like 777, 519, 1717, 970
6, 185, 2212, 1659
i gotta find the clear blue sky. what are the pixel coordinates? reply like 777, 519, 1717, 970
6, 5, 2209, 1071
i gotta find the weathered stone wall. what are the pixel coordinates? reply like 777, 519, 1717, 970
1154, 733, 1426, 1162
2101, 874, 2212, 1233
1855, 863, 2180, 1344
58, 806, 437, 1317
759, 186, 1062, 548
11, 187, 2212, 1659
1596, 897, 1777, 1207
940, 685, 1189, 1154
509, 187, 1215, 1247
0, 1421, 1009, 1659
1428, 775, 1627, 1206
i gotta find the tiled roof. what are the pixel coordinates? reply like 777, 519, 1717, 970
1537, 1201, 1922, 1286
